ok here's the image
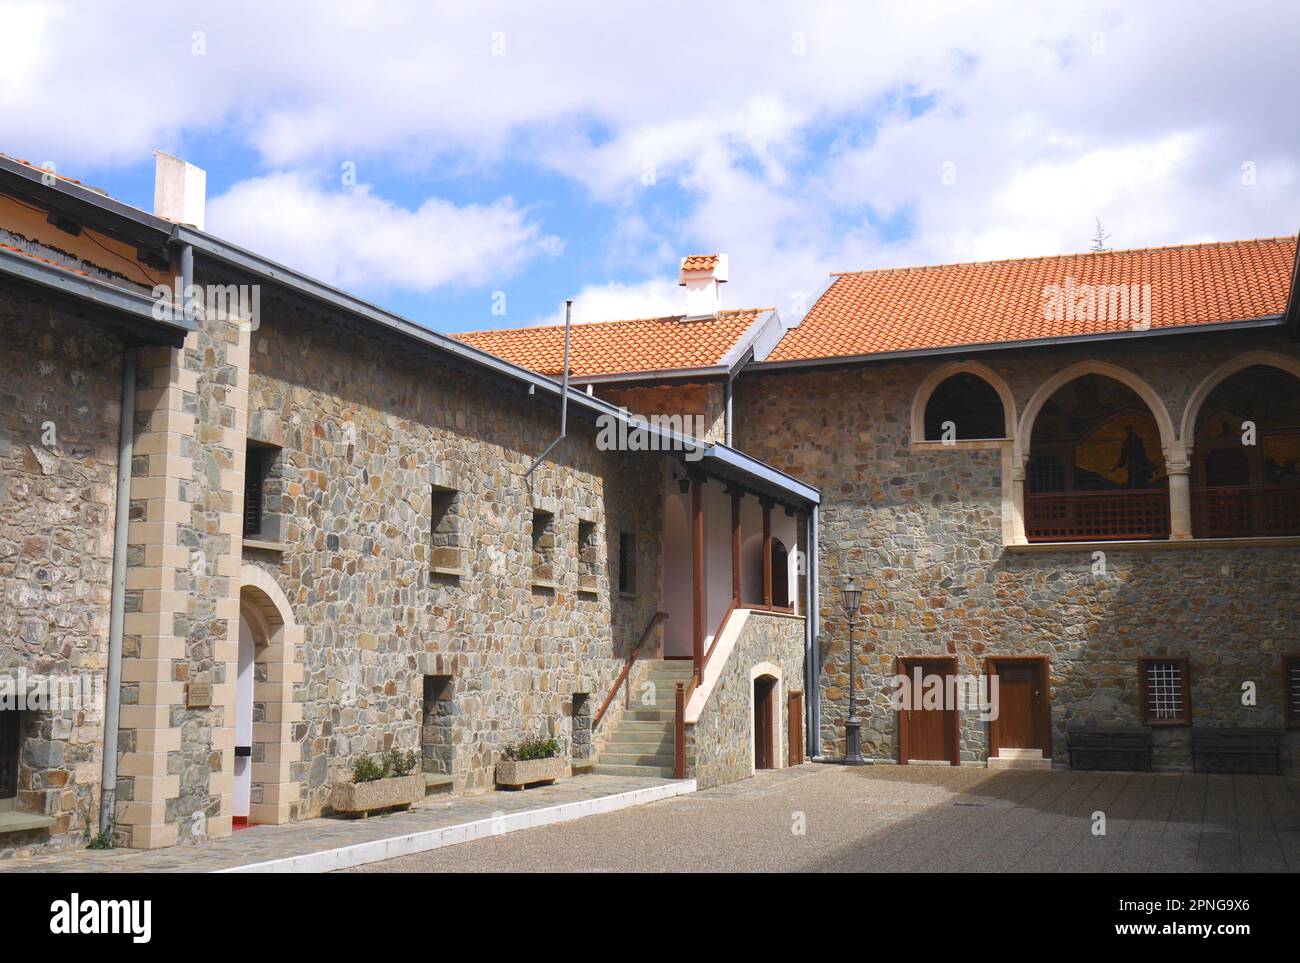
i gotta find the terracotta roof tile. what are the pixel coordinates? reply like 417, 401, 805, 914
767, 236, 1298, 363
681, 254, 720, 273
0, 241, 92, 278
453, 308, 768, 378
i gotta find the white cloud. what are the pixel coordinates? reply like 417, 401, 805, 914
3, 1, 1299, 318
533, 277, 682, 327
206, 172, 561, 292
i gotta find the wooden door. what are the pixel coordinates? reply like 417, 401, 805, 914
989, 659, 1049, 756
754, 677, 775, 769
898, 658, 959, 765
0, 711, 19, 799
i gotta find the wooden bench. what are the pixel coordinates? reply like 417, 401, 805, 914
1191, 728, 1283, 774
1066, 726, 1152, 772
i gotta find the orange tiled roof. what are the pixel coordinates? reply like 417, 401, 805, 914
0, 241, 92, 278
767, 236, 1298, 363
453, 308, 768, 378
681, 254, 720, 273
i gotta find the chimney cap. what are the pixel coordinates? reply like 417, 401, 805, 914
678, 253, 728, 285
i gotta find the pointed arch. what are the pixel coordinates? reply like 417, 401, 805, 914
1017, 360, 1176, 462
1178, 351, 1300, 444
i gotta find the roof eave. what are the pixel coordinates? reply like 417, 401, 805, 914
747, 315, 1288, 373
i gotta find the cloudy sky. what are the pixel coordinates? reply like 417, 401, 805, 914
2, 1, 1297, 331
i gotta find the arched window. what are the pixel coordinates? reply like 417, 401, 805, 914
1025, 373, 1170, 541
923, 372, 1007, 441
1191, 364, 1300, 537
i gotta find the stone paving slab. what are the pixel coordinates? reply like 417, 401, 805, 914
345, 765, 1300, 873
0, 775, 672, 873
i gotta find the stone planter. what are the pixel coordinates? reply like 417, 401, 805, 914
330, 774, 424, 816
495, 755, 566, 789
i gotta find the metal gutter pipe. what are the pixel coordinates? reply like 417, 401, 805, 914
525, 299, 572, 478
99, 346, 136, 834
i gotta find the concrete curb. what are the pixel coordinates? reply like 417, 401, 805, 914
216, 779, 697, 873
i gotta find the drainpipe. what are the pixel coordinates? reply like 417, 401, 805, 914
525, 299, 572, 479
806, 504, 821, 759
724, 377, 734, 446
99, 346, 137, 833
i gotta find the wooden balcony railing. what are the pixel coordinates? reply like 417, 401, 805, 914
1026, 488, 1170, 542
1192, 485, 1300, 539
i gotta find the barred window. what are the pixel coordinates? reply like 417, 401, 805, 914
1285, 656, 1300, 729
617, 532, 636, 595
1139, 657, 1191, 725
0, 710, 19, 800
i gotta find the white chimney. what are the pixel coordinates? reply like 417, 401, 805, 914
152, 150, 206, 230
679, 253, 728, 319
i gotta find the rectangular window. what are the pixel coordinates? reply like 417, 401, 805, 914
422, 675, 455, 775
0, 710, 19, 800
531, 510, 556, 587
617, 532, 636, 595
243, 441, 279, 539
1139, 657, 1191, 725
1285, 656, 1300, 729
430, 484, 462, 576
576, 520, 598, 593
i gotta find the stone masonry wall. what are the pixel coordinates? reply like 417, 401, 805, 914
0, 289, 123, 856
245, 296, 664, 813
596, 381, 727, 444
734, 329, 1300, 771
690, 610, 804, 789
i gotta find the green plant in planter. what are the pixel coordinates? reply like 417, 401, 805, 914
352, 749, 418, 783
501, 734, 562, 761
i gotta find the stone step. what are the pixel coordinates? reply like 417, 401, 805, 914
599, 751, 675, 767
592, 763, 679, 779
604, 740, 674, 756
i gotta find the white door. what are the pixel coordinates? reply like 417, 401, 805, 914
233, 615, 256, 819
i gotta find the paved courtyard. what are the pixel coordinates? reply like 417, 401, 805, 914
349, 764, 1300, 873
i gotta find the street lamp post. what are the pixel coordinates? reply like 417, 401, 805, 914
840, 574, 870, 765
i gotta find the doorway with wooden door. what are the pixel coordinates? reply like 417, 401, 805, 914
753, 675, 777, 770
986, 657, 1051, 767
897, 656, 960, 765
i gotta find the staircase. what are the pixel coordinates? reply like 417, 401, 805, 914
593, 660, 695, 778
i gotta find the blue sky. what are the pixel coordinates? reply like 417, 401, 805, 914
2, 1, 1298, 333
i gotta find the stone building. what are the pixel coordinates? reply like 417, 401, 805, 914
467, 239, 1300, 775
0, 153, 815, 856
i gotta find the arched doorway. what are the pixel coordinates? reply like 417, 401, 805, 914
1024, 372, 1171, 541
753, 675, 777, 770
237, 565, 303, 825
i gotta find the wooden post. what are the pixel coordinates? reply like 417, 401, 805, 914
761, 498, 772, 610
691, 473, 705, 684
731, 489, 741, 603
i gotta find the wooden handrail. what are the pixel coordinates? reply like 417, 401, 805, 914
593, 611, 668, 730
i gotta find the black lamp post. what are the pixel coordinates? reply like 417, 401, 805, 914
839, 574, 870, 765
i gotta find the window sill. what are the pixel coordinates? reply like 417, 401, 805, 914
430, 566, 464, 579
576, 587, 599, 597
911, 438, 1011, 452
243, 538, 290, 553
1006, 535, 1300, 553
531, 580, 559, 592
0, 809, 56, 835
617, 591, 638, 600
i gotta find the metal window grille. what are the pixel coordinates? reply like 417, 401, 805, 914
1146, 661, 1185, 720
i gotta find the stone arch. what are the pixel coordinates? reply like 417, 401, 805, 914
1178, 350, 1300, 445
238, 564, 303, 825
1017, 360, 1176, 463
911, 360, 1017, 443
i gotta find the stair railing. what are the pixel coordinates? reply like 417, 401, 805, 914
593, 611, 668, 730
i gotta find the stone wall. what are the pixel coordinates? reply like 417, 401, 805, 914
0, 290, 123, 856
690, 610, 804, 789
244, 296, 665, 812
734, 329, 1300, 771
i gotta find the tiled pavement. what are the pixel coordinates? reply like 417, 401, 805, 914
349, 765, 1300, 873
0, 774, 671, 873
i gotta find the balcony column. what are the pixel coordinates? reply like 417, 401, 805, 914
691, 470, 705, 683
1166, 444, 1193, 540
730, 488, 741, 603
1009, 451, 1029, 545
